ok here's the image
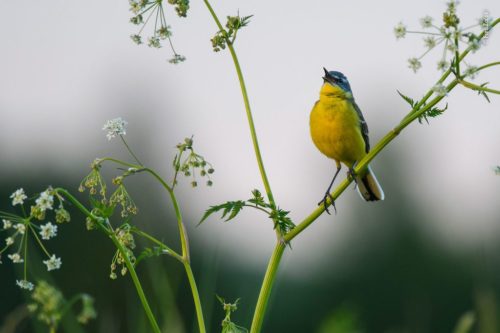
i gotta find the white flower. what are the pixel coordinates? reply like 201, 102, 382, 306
10, 188, 27, 206
16, 279, 34, 291
130, 34, 142, 45
432, 84, 448, 96
103, 117, 128, 140
2, 219, 12, 229
147, 36, 161, 48
394, 22, 407, 39
408, 57, 422, 73
8, 253, 24, 263
423, 36, 437, 49
6, 237, 14, 246
420, 16, 433, 28
39, 222, 58, 240
478, 14, 492, 31
43, 255, 62, 271
35, 189, 54, 211
13, 223, 26, 235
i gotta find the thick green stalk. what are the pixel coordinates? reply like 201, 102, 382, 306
55, 189, 161, 333
184, 262, 206, 333
249, 242, 285, 333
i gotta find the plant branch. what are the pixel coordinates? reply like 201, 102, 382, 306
184, 262, 206, 333
201, 0, 277, 210
54, 188, 161, 333
249, 242, 285, 333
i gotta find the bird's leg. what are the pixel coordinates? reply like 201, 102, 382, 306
318, 163, 341, 214
347, 161, 358, 185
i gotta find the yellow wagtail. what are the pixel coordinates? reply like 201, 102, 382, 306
310, 68, 384, 213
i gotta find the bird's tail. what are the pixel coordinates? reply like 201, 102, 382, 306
355, 165, 384, 201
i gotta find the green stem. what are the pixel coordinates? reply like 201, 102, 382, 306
54, 189, 161, 333
120, 135, 143, 166
133, 228, 183, 263
184, 262, 207, 333
457, 79, 500, 94
108, 230, 161, 333
477, 61, 500, 72
147, 169, 207, 332
88, 160, 207, 332
250, 242, 285, 333
143, 168, 190, 261
201, 0, 276, 209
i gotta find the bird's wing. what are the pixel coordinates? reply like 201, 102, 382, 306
352, 100, 370, 153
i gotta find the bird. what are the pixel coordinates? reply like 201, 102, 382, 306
310, 68, 384, 213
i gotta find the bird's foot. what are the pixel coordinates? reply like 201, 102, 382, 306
318, 193, 337, 215
347, 167, 358, 184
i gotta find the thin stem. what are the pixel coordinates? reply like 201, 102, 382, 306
120, 135, 143, 166
99, 157, 141, 170
108, 230, 161, 333
132, 228, 183, 262
457, 79, 500, 94
28, 225, 51, 257
201, 0, 277, 210
54, 189, 161, 333
142, 168, 189, 261
250, 242, 285, 333
184, 262, 206, 333
477, 61, 500, 72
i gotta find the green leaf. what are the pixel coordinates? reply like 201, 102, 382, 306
478, 82, 491, 103
247, 189, 267, 207
418, 102, 448, 124
199, 200, 246, 224
135, 247, 162, 266
397, 90, 418, 108
270, 208, 295, 234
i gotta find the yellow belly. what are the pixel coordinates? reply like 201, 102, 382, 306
310, 98, 366, 166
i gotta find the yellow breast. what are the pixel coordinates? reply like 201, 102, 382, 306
310, 84, 367, 166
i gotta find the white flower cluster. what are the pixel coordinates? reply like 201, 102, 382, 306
103, 117, 127, 140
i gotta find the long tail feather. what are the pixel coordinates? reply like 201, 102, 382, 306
355, 165, 384, 201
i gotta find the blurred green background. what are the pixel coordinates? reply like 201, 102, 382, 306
1, 0, 500, 332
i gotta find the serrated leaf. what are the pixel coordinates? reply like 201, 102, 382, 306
427, 102, 448, 117
270, 208, 295, 234
397, 90, 417, 108
248, 189, 267, 207
199, 200, 246, 225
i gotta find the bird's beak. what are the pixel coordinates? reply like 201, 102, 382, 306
322, 67, 335, 85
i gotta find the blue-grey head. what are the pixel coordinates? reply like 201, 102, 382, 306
322, 68, 352, 93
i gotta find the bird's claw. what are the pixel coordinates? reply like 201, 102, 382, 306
347, 167, 358, 184
318, 193, 337, 215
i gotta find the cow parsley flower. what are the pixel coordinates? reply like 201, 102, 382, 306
103, 118, 127, 140
8, 253, 24, 263
16, 279, 34, 291
36, 190, 54, 211
10, 188, 27, 206
39, 222, 58, 240
43, 255, 62, 271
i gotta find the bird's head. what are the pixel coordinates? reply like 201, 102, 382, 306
321, 68, 352, 96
